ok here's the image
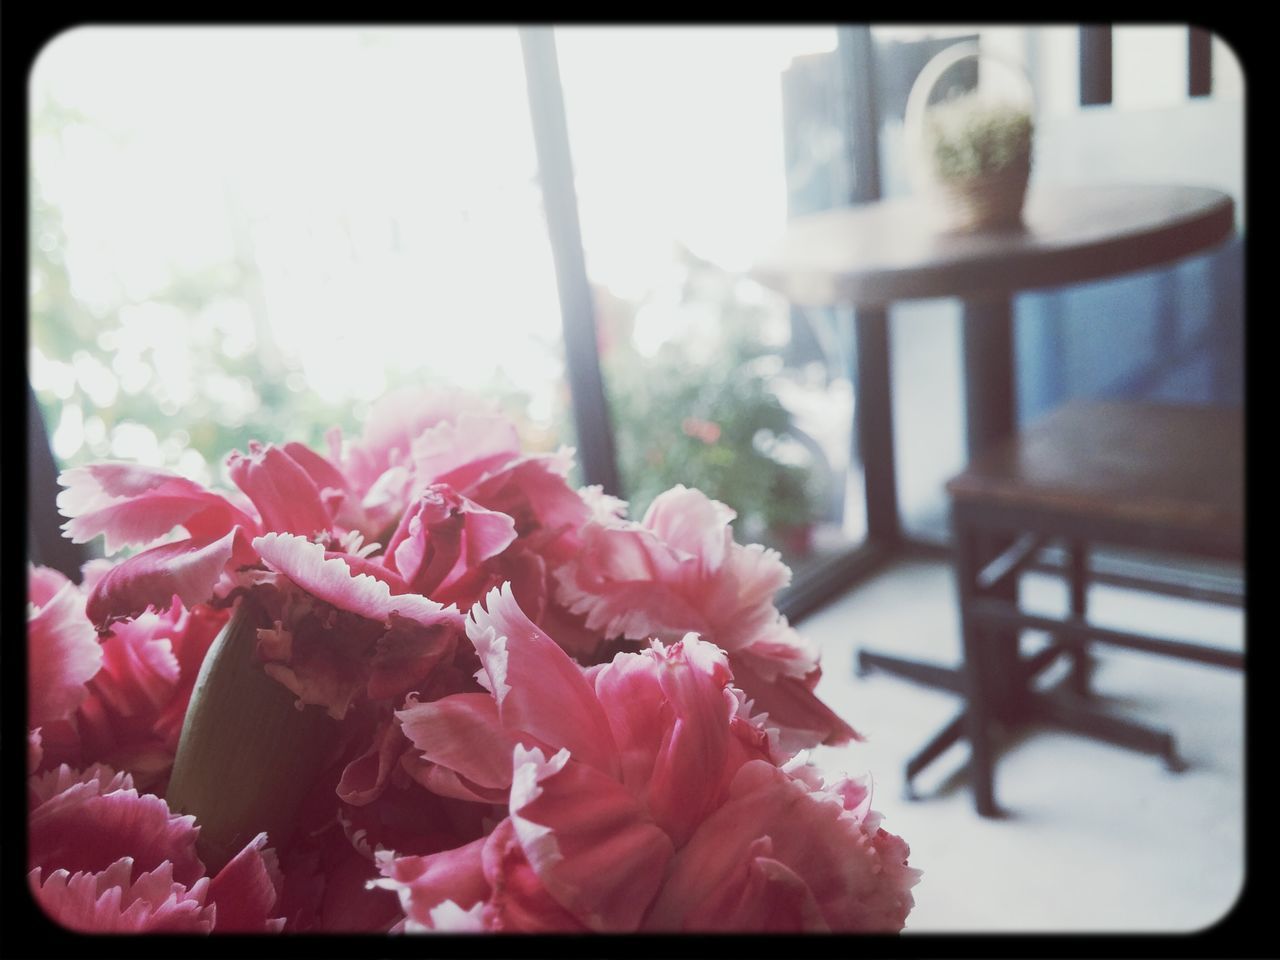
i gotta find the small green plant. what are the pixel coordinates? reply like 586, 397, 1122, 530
593, 250, 823, 555
925, 92, 1033, 182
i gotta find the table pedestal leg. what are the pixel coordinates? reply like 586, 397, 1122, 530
857, 296, 1024, 810
854, 306, 900, 542
960, 297, 1016, 459
961, 296, 1021, 712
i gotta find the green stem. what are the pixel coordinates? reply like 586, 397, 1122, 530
166, 599, 337, 872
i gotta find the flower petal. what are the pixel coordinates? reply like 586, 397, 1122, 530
553, 522, 709, 640
645, 759, 918, 932
337, 716, 407, 806
205, 832, 286, 932
341, 386, 489, 496
468, 585, 617, 777
282, 440, 349, 496
29, 729, 44, 774
27, 578, 103, 728
642, 638, 736, 846
85, 527, 253, 629
29, 771, 204, 887
479, 817, 585, 932
28, 762, 134, 808
466, 451, 590, 550
366, 618, 459, 703
30, 859, 215, 933
373, 835, 492, 929
58, 462, 257, 554
728, 658, 859, 750
228, 442, 332, 538
396, 692, 518, 794
639, 485, 736, 572
87, 611, 181, 719
253, 533, 461, 630
29, 564, 74, 608
385, 485, 518, 596
688, 842, 830, 932
591, 636, 738, 846
410, 413, 521, 491
509, 745, 674, 931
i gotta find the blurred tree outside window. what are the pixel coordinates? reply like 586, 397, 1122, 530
31, 26, 867, 576
556, 26, 867, 571
597, 248, 849, 558
30, 27, 573, 502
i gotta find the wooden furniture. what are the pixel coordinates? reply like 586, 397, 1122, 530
750, 183, 1237, 799
948, 401, 1243, 817
752, 184, 1235, 306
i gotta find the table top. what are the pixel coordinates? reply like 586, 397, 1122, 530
751, 183, 1235, 307
946, 402, 1243, 553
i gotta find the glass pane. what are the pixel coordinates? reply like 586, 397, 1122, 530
30, 26, 572, 492
555, 26, 866, 575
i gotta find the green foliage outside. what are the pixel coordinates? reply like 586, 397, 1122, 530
30, 96, 357, 483
597, 250, 822, 553
31, 91, 818, 557
29, 91, 556, 492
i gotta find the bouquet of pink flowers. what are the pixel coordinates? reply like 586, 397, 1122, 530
27, 388, 919, 934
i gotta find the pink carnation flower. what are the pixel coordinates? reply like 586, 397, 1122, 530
245, 532, 465, 720
28, 764, 284, 933
643, 759, 921, 932
27, 566, 102, 733
317, 389, 602, 656
56, 460, 260, 629
379, 586, 917, 932
56, 443, 467, 721
56, 396, 595, 718
321, 387, 494, 537
554, 484, 858, 750
29, 565, 226, 791
42, 389, 918, 935
267, 705, 501, 933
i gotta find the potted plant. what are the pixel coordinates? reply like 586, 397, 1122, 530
904, 42, 1036, 232
925, 93, 1033, 231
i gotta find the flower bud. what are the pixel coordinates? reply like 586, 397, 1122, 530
166, 598, 337, 872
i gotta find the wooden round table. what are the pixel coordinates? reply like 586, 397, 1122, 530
751, 182, 1235, 525
753, 183, 1234, 308
751, 182, 1237, 801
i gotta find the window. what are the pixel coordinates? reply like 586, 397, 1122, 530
555, 26, 868, 573
30, 27, 574, 494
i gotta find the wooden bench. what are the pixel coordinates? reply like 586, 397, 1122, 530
946, 401, 1243, 817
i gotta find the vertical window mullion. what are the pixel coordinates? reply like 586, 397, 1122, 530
519, 26, 622, 496
1188, 26, 1213, 98
1079, 25, 1114, 106
838, 26, 900, 545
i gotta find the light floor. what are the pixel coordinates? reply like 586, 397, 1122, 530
803, 556, 1245, 934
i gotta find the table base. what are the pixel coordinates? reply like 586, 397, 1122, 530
857, 646, 1187, 817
